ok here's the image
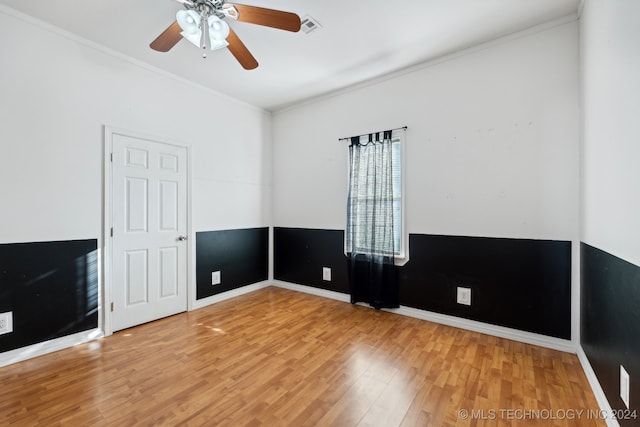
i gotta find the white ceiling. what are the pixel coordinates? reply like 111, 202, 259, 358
0, 0, 580, 111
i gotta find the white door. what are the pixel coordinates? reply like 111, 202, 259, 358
111, 133, 188, 332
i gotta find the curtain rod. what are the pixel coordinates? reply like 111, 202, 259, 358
339, 126, 407, 141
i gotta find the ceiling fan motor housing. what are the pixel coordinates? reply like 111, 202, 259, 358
185, 0, 228, 19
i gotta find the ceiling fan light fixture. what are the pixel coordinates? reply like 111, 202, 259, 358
179, 14, 229, 51
176, 9, 200, 34
180, 31, 202, 49
207, 16, 230, 49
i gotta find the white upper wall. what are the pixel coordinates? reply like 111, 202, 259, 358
580, 0, 640, 267
0, 8, 271, 244
272, 22, 579, 241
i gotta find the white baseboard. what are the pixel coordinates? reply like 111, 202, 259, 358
272, 280, 351, 303
577, 347, 620, 427
272, 280, 577, 353
0, 329, 103, 368
191, 281, 271, 310
391, 305, 576, 353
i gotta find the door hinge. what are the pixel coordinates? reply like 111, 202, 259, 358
111, 302, 114, 312
110, 152, 113, 162
110, 227, 113, 237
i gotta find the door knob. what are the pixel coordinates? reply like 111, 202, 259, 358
177, 235, 188, 241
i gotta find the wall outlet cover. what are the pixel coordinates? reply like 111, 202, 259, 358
457, 287, 471, 306
322, 267, 331, 281
0, 312, 13, 335
211, 271, 221, 285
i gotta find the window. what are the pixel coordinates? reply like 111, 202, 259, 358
346, 130, 405, 260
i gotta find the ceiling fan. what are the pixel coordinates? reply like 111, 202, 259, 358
150, 0, 301, 70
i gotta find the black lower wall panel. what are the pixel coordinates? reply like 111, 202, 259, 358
581, 243, 640, 427
0, 239, 99, 353
273, 228, 571, 339
196, 228, 268, 299
274, 227, 349, 294
401, 234, 571, 339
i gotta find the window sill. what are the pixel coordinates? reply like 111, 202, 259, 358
343, 251, 410, 266
394, 254, 410, 266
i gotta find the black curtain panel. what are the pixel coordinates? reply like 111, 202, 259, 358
346, 130, 399, 309
348, 253, 398, 309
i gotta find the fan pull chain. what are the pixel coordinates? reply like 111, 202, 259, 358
200, 13, 208, 58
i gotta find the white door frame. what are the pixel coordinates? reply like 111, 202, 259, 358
102, 126, 194, 336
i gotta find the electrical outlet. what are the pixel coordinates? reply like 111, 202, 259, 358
0, 312, 13, 335
456, 287, 471, 306
211, 271, 221, 285
621, 365, 630, 408
322, 267, 331, 281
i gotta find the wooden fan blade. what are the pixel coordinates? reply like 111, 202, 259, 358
230, 4, 301, 32
227, 28, 259, 70
150, 21, 183, 52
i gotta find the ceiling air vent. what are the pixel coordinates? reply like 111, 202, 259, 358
300, 16, 321, 34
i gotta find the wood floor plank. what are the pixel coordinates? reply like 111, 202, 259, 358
0, 287, 604, 426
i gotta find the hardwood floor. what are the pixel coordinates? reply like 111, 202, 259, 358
0, 287, 604, 426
